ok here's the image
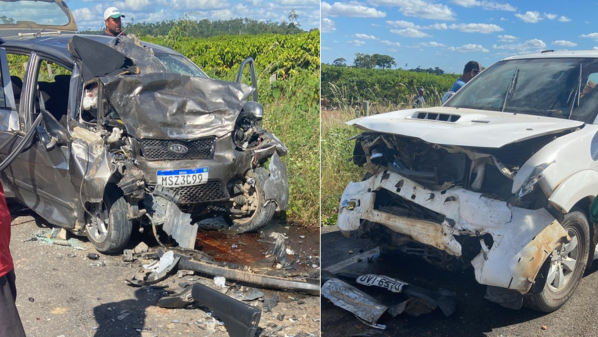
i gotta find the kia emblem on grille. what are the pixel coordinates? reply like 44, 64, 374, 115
168, 143, 188, 154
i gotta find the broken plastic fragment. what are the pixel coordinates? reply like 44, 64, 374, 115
214, 276, 226, 288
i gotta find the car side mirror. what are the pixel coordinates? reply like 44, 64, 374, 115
243, 101, 263, 120
36, 125, 57, 151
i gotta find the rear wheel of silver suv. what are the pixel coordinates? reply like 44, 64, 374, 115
86, 190, 133, 254
524, 208, 589, 312
228, 168, 276, 233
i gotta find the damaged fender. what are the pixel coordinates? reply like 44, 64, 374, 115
263, 152, 289, 211
71, 137, 116, 203
338, 171, 570, 293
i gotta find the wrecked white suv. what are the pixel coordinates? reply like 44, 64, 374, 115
0, 0, 288, 254
338, 51, 598, 312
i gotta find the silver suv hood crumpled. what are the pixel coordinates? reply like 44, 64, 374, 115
347, 107, 584, 148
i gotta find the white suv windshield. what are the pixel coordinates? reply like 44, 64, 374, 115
446, 58, 598, 124
2, 1, 70, 26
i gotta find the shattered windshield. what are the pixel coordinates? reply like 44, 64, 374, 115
445, 58, 598, 123
154, 54, 208, 78
2, 1, 70, 26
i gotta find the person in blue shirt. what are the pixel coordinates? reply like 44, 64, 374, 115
451, 61, 482, 92
443, 61, 482, 103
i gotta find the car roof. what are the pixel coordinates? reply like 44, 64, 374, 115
504, 50, 598, 61
1, 34, 184, 66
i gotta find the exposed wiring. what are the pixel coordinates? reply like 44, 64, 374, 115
146, 213, 167, 249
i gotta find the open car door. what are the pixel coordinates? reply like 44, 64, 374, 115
0, 0, 78, 38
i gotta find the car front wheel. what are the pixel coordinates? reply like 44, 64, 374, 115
86, 190, 133, 254
524, 207, 590, 312
227, 168, 276, 233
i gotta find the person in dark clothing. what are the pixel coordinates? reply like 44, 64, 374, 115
103, 7, 125, 37
0, 183, 26, 337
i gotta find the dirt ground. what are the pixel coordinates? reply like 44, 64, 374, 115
321, 225, 598, 337
9, 205, 320, 337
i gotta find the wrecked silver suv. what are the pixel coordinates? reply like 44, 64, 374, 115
0, 0, 288, 254
338, 51, 598, 312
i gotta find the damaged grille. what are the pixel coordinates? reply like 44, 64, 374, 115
172, 181, 228, 204
140, 138, 215, 161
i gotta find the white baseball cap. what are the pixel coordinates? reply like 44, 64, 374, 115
104, 7, 125, 21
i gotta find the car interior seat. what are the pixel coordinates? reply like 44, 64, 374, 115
10, 76, 22, 111
38, 74, 71, 123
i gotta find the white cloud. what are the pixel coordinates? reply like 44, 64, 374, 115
493, 38, 546, 50
370, 0, 456, 20
348, 39, 366, 46
553, 40, 577, 47
371, 23, 381, 27
386, 20, 420, 28
72, 8, 96, 22
391, 28, 431, 38
171, 0, 230, 9
515, 11, 542, 23
245, 0, 263, 6
581, 33, 598, 41
497, 34, 517, 41
113, 0, 151, 11
544, 12, 557, 20
381, 40, 401, 47
500, 17, 507, 21
447, 44, 489, 53
355, 33, 378, 39
559, 16, 571, 22
277, 0, 318, 4
427, 22, 448, 30
414, 41, 446, 47
321, 2, 386, 17
386, 20, 447, 30
449, 23, 503, 33
322, 17, 336, 33
451, 0, 516, 11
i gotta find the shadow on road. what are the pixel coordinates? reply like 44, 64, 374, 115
93, 288, 153, 337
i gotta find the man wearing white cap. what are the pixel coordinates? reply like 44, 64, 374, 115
103, 7, 125, 37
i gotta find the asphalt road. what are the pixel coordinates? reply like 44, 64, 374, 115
9, 206, 320, 337
321, 225, 598, 337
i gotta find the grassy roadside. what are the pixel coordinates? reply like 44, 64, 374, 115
321, 109, 363, 226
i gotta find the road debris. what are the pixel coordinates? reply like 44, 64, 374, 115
322, 278, 387, 329
157, 282, 261, 337
263, 294, 280, 312
242, 289, 264, 301
87, 253, 99, 260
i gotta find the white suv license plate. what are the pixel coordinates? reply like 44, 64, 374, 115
356, 274, 407, 293
156, 167, 209, 187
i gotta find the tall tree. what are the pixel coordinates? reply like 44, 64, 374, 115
333, 58, 346, 67
372, 54, 396, 69
354, 53, 375, 69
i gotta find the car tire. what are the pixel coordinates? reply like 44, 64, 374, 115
228, 168, 276, 233
86, 192, 133, 254
524, 207, 590, 312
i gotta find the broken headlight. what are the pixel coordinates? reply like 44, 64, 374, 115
518, 162, 553, 198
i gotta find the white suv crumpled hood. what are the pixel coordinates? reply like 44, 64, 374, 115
347, 107, 584, 148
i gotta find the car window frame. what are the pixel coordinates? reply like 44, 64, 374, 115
0, 47, 20, 132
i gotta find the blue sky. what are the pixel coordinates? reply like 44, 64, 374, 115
321, 0, 598, 73
63, 0, 319, 32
